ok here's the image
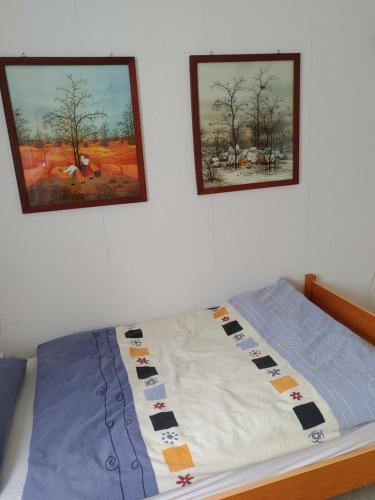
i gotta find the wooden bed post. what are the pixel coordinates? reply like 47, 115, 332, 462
304, 273, 316, 300
304, 273, 375, 345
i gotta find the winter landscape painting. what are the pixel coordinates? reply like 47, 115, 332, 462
190, 53, 300, 194
0, 57, 146, 212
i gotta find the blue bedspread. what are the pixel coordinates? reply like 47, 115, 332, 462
229, 278, 375, 431
23, 329, 158, 500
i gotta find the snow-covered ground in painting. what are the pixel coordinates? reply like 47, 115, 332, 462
205, 158, 293, 188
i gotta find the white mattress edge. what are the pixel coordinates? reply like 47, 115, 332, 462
156, 421, 375, 499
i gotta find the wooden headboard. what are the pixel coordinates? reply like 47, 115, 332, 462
305, 274, 375, 346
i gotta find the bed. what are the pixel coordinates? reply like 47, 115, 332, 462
1, 274, 374, 500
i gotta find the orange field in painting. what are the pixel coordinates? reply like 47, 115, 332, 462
19, 140, 140, 206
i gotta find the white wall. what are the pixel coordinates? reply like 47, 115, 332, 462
308, 0, 375, 307
0, 0, 374, 357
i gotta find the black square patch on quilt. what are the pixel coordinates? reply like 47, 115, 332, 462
136, 366, 158, 379
125, 329, 143, 338
293, 402, 325, 430
222, 320, 243, 336
150, 411, 178, 431
251, 355, 277, 369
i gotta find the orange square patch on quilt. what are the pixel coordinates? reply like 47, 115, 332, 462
213, 306, 228, 319
270, 375, 298, 393
128, 347, 150, 358
162, 444, 195, 473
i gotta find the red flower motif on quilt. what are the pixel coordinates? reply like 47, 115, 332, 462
136, 357, 149, 365
290, 391, 303, 400
222, 316, 230, 322
249, 350, 262, 357
153, 402, 165, 409
176, 473, 194, 487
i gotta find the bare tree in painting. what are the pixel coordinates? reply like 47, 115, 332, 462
111, 127, 120, 141
211, 77, 246, 169
272, 105, 292, 154
13, 108, 31, 145
44, 74, 106, 167
43, 131, 52, 145
90, 128, 99, 142
99, 121, 110, 147
33, 127, 44, 149
201, 140, 223, 183
260, 95, 283, 150
118, 101, 134, 144
246, 68, 276, 149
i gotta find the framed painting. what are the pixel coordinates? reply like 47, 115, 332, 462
0, 57, 147, 213
190, 53, 300, 194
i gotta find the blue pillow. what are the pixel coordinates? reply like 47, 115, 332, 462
0, 358, 26, 474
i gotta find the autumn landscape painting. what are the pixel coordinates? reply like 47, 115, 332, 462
190, 54, 299, 194
1, 58, 146, 212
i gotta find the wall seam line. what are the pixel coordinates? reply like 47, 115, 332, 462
201, 0, 220, 305
100, 207, 118, 323
305, 0, 315, 277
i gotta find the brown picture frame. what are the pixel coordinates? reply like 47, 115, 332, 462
0, 57, 147, 213
190, 53, 300, 195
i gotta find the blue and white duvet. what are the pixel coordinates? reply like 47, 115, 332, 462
22, 279, 375, 499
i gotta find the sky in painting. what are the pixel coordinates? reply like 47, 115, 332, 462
198, 60, 294, 128
5, 64, 131, 132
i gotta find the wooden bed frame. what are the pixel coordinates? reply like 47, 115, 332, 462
209, 274, 375, 500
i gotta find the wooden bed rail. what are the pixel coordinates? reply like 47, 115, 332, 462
208, 443, 375, 500
305, 274, 375, 345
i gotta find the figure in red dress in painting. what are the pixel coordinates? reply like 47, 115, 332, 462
80, 154, 94, 179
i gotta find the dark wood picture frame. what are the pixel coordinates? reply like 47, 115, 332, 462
190, 53, 300, 195
0, 57, 147, 213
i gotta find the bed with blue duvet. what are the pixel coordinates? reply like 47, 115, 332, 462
21, 278, 375, 499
